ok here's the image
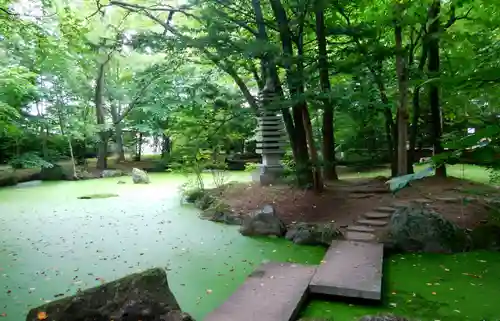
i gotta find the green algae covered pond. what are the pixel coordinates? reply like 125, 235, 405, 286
1, 174, 500, 321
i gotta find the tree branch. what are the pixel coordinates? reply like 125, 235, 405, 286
444, 6, 473, 29
110, 1, 259, 112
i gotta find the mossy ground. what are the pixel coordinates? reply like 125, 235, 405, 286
301, 251, 500, 321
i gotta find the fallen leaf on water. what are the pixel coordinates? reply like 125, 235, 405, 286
206, 289, 213, 294
432, 292, 437, 295
0, 313, 6, 317
462, 272, 481, 278
37, 311, 48, 320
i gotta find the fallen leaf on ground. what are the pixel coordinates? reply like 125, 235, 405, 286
37, 311, 48, 320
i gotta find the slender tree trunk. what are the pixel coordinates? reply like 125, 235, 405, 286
302, 103, 323, 192
134, 133, 143, 161
110, 104, 125, 162
252, 0, 309, 184
315, 0, 338, 180
394, 6, 409, 176
428, 0, 447, 177
56, 104, 76, 179
35, 101, 49, 160
94, 55, 111, 170
372, 70, 397, 177
269, 0, 315, 187
161, 134, 171, 159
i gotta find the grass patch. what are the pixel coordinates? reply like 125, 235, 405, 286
339, 164, 495, 185
300, 251, 500, 321
77, 193, 119, 199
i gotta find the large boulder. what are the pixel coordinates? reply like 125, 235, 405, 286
239, 204, 286, 237
470, 224, 500, 251
285, 222, 342, 246
386, 204, 471, 253
40, 164, 72, 181
101, 169, 126, 178
0, 175, 17, 187
201, 202, 242, 225
26, 268, 192, 321
132, 168, 150, 184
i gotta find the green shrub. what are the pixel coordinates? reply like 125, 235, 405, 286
244, 162, 259, 172
195, 193, 215, 210
183, 188, 206, 203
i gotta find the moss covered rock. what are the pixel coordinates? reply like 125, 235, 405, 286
285, 222, 342, 246
25, 268, 192, 321
387, 204, 471, 253
470, 224, 500, 251
201, 201, 242, 225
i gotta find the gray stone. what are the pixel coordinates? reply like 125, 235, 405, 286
310, 241, 383, 300
345, 231, 376, 242
239, 205, 286, 237
102, 169, 126, 178
470, 224, 500, 251
387, 204, 471, 253
374, 207, 396, 213
40, 164, 71, 181
205, 262, 316, 321
285, 222, 342, 246
357, 219, 388, 227
364, 212, 391, 219
132, 167, 150, 184
391, 201, 410, 209
435, 197, 461, 203
201, 203, 242, 225
347, 225, 376, 233
26, 268, 192, 321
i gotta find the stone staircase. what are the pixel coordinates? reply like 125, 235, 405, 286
344, 206, 397, 242
205, 204, 402, 321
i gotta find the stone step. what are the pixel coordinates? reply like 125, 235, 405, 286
374, 206, 396, 213
205, 262, 316, 321
434, 197, 461, 203
310, 240, 384, 300
413, 198, 432, 204
391, 201, 410, 208
363, 212, 391, 219
357, 219, 388, 227
345, 231, 376, 242
346, 225, 376, 233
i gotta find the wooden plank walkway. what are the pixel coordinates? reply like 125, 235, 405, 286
204, 262, 316, 321
309, 240, 384, 300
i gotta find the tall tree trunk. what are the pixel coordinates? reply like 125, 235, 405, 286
110, 104, 125, 162
409, 46, 428, 173
134, 132, 143, 161
394, 7, 409, 176
302, 103, 323, 191
94, 55, 112, 170
370, 67, 397, 176
56, 103, 76, 179
428, 0, 447, 177
315, 0, 338, 180
161, 134, 171, 159
252, 0, 310, 184
269, 0, 315, 187
35, 101, 49, 160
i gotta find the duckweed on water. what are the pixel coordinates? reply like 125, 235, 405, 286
1, 174, 500, 321
301, 251, 500, 321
